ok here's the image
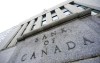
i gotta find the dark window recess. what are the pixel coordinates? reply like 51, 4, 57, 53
69, 1, 75, 5
31, 18, 38, 30
60, 6, 71, 15
19, 24, 24, 35
31, 25, 35, 30
30, 18, 38, 30
60, 6, 65, 10
21, 28, 26, 36
41, 14, 46, 26
51, 10, 55, 14
21, 22, 30, 36
21, 24, 24, 27
27, 21, 30, 24
42, 14, 46, 18
34, 17, 38, 23
42, 14, 46, 21
51, 10, 59, 21
42, 14, 46, 26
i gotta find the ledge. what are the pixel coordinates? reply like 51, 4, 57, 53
17, 8, 91, 42
74, 0, 100, 11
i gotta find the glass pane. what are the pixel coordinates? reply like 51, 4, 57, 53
52, 16, 59, 21
42, 21, 47, 26
91, 11, 98, 15
52, 13, 56, 17
64, 11, 71, 15
62, 9, 68, 12
43, 17, 46, 21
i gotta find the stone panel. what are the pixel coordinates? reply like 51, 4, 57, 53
0, 47, 16, 63
9, 17, 100, 63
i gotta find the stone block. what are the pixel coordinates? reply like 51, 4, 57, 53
0, 47, 16, 63
9, 17, 100, 63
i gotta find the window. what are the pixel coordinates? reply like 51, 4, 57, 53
69, 1, 75, 5
60, 6, 71, 16
21, 21, 30, 36
42, 21, 46, 26
77, 5, 88, 10
31, 25, 35, 30
41, 14, 47, 26
31, 18, 38, 30
60, 6, 67, 12
51, 10, 59, 21
60, 6, 65, 10
64, 11, 71, 15
69, 2, 88, 10
52, 15, 59, 21
91, 9, 100, 15
34, 18, 38, 23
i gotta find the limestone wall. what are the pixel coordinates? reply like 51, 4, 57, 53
8, 15, 100, 63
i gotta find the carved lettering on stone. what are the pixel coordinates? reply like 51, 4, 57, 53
41, 48, 47, 57
30, 52, 36, 59
51, 31, 56, 37
21, 54, 27, 62
42, 35, 47, 40
83, 37, 94, 45
35, 38, 39, 42
54, 45, 61, 54
61, 28, 67, 33
44, 40, 49, 45
52, 38, 55, 43
66, 41, 76, 50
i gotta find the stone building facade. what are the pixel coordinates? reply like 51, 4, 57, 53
0, 0, 100, 63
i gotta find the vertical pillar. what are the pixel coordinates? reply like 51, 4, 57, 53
46, 12, 53, 24
8, 23, 28, 47
34, 16, 42, 30
0, 26, 21, 50
64, 4, 84, 13
23, 20, 34, 34
55, 8, 66, 19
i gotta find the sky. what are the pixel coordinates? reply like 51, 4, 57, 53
0, 0, 66, 33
